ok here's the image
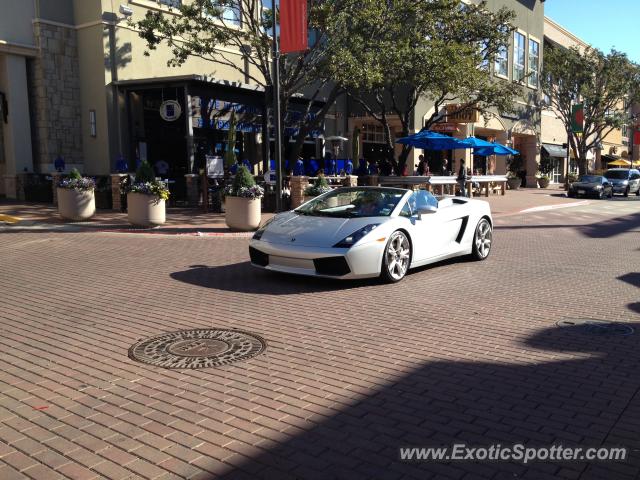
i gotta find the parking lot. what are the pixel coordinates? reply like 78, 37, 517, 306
1, 197, 639, 479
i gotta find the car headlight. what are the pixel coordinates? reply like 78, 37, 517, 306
252, 216, 276, 240
595, 185, 602, 190
622, 180, 629, 185
333, 223, 380, 248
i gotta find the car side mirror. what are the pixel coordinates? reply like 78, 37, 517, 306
417, 205, 438, 218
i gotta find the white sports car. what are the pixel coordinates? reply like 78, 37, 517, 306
249, 186, 492, 282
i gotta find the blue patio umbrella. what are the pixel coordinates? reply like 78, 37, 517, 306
473, 143, 519, 156
396, 130, 473, 150
460, 136, 497, 149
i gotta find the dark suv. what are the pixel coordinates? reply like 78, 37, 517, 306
604, 168, 640, 197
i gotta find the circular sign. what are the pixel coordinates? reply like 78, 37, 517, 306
159, 100, 182, 122
128, 329, 266, 369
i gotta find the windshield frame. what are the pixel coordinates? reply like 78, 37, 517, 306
294, 187, 410, 218
577, 175, 603, 184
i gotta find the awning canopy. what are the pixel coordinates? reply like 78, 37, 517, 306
542, 143, 567, 158
602, 154, 621, 162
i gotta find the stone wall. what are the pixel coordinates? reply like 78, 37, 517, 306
29, 21, 82, 172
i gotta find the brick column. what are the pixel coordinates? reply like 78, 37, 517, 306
289, 176, 308, 208
51, 173, 62, 205
110, 174, 128, 212
185, 174, 199, 206
342, 175, 358, 187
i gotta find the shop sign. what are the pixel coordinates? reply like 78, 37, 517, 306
446, 104, 479, 124
431, 122, 459, 132
160, 100, 182, 122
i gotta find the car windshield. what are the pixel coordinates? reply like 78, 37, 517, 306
578, 175, 602, 183
295, 187, 406, 218
604, 170, 628, 180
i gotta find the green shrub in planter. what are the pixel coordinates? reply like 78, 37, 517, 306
304, 174, 332, 197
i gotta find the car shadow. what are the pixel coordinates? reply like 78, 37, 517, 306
206, 323, 640, 479
170, 262, 380, 295
618, 273, 640, 288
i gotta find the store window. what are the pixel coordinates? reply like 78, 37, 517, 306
513, 32, 526, 82
528, 39, 539, 88
218, 0, 241, 25
495, 45, 508, 78
362, 124, 388, 143
159, 0, 181, 7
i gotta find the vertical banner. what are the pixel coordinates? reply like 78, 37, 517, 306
633, 130, 640, 146
280, 0, 308, 53
571, 103, 584, 133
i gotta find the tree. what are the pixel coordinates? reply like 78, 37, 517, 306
541, 45, 640, 175
135, 0, 344, 164
324, 0, 519, 174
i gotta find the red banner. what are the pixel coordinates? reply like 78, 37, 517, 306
280, 0, 308, 53
634, 131, 640, 146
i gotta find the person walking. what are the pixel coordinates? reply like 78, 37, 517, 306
457, 159, 468, 197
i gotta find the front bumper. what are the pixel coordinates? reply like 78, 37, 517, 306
248, 239, 384, 279
611, 183, 628, 193
571, 187, 602, 197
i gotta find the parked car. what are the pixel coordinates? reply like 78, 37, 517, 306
603, 168, 640, 197
249, 186, 493, 283
567, 175, 613, 199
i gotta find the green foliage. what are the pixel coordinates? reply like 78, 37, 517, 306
232, 165, 255, 190
224, 111, 237, 168
69, 168, 82, 180
304, 174, 332, 196
323, 0, 518, 173
541, 45, 640, 174
507, 155, 524, 173
135, 160, 156, 184
538, 155, 554, 176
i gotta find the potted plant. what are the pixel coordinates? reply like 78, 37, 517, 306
506, 171, 521, 190
536, 172, 550, 189
57, 168, 96, 221
127, 161, 170, 226
537, 155, 552, 188
303, 174, 332, 203
224, 165, 264, 231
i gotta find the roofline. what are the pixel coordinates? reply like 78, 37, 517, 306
544, 16, 589, 48
113, 75, 264, 92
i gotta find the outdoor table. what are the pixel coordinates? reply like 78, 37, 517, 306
466, 175, 508, 198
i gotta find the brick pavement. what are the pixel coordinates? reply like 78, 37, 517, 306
0, 197, 639, 479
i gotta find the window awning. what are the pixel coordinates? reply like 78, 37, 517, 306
602, 154, 621, 162
542, 143, 567, 158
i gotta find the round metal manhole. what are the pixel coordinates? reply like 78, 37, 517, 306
128, 329, 267, 369
556, 319, 635, 336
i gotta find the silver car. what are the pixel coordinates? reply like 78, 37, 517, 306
604, 168, 640, 197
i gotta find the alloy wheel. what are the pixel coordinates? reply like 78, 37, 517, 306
385, 232, 410, 281
474, 219, 492, 259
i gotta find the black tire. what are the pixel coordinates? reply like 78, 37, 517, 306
380, 230, 411, 283
567, 192, 575, 198
624, 186, 630, 197
471, 218, 492, 261
609, 189, 613, 198
635, 187, 639, 196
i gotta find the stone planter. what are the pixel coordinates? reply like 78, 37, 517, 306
225, 196, 261, 231
57, 188, 95, 221
507, 178, 521, 190
537, 177, 550, 189
127, 192, 166, 226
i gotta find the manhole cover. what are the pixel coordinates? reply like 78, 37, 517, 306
556, 319, 635, 336
129, 329, 266, 369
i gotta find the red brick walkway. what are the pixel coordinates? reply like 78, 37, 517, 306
0, 197, 638, 479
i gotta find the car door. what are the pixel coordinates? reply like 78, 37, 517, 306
399, 191, 450, 263
630, 171, 640, 193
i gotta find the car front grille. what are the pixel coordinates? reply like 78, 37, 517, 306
313, 257, 351, 276
249, 247, 269, 267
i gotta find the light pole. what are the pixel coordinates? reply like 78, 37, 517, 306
271, 0, 283, 212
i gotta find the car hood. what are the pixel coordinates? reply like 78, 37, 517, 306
261, 212, 389, 247
606, 178, 627, 184
572, 182, 600, 188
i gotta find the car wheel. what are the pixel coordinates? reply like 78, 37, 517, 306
472, 218, 492, 261
636, 187, 639, 196
567, 192, 575, 198
624, 186, 630, 197
609, 189, 613, 198
381, 230, 411, 283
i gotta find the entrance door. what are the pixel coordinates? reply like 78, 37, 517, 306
551, 157, 562, 184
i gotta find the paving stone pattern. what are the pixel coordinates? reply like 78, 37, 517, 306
0, 199, 639, 479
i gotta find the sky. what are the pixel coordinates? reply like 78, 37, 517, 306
544, 0, 640, 63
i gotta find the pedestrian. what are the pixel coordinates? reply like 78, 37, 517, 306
417, 155, 426, 175
457, 159, 468, 197
293, 155, 305, 176
441, 159, 450, 176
